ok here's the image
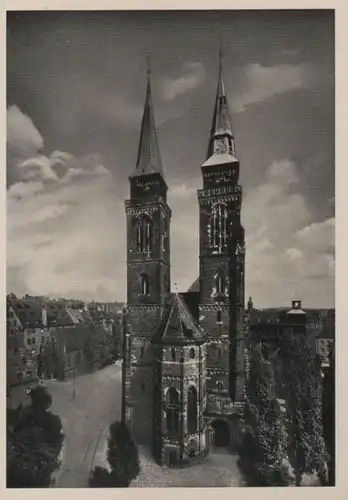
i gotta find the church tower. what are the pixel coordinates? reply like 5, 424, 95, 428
124, 64, 171, 445
198, 48, 246, 444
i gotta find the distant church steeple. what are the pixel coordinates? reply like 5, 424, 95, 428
131, 57, 164, 179
205, 41, 237, 165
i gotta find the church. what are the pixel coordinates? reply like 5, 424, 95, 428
122, 52, 247, 467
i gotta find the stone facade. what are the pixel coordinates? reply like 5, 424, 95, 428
123, 59, 246, 465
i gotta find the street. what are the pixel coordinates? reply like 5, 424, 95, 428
46, 362, 122, 487
45, 362, 245, 487
44, 362, 320, 488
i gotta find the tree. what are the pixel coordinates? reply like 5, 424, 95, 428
322, 343, 335, 485
7, 386, 63, 488
89, 420, 140, 488
280, 329, 329, 486
107, 421, 140, 486
30, 385, 52, 411
239, 343, 290, 486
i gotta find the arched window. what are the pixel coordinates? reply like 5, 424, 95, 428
217, 310, 222, 323
217, 381, 223, 391
171, 348, 176, 361
210, 203, 228, 250
215, 270, 226, 295
189, 348, 195, 359
166, 387, 180, 434
187, 386, 198, 433
137, 214, 153, 253
140, 273, 150, 295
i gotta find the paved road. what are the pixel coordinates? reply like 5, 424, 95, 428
133, 446, 244, 487
45, 362, 122, 488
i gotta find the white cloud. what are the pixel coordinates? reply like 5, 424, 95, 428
19, 155, 59, 182
243, 159, 334, 306
7, 163, 125, 301
161, 61, 206, 102
8, 180, 44, 200
7, 105, 125, 301
7, 104, 44, 159
169, 183, 197, 199
231, 63, 315, 113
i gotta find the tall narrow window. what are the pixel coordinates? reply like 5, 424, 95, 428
171, 348, 176, 361
210, 203, 228, 250
140, 343, 145, 358
166, 387, 180, 434
187, 386, 198, 433
217, 310, 222, 323
215, 270, 226, 295
137, 214, 153, 253
189, 348, 195, 359
140, 273, 150, 295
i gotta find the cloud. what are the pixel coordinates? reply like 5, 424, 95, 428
7, 105, 125, 301
7, 104, 44, 160
7, 105, 334, 307
7, 162, 125, 301
8, 180, 44, 200
161, 61, 206, 102
231, 63, 315, 113
170, 183, 197, 199
7, 105, 76, 185
19, 155, 59, 182
243, 159, 334, 306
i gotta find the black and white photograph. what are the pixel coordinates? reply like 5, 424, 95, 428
6, 8, 336, 489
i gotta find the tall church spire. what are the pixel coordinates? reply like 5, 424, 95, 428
131, 58, 164, 178
204, 42, 237, 166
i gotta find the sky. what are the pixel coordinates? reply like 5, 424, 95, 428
6, 10, 334, 307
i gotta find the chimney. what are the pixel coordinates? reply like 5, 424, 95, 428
42, 304, 48, 327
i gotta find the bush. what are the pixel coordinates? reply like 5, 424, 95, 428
30, 385, 52, 411
89, 466, 115, 487
89, 421, 140, 488
7, 386, 63, 488
107, 421, 140, 487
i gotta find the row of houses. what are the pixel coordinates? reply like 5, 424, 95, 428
6, 294, 124, 409
246, 298, 335, 367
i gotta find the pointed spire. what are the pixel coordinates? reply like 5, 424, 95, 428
130, 59, 164, 178
203, 41, 238, 166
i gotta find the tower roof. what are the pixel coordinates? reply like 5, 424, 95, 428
203, 46, 238, 167
130, 65, 164, 179
153, 293, 206, 345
